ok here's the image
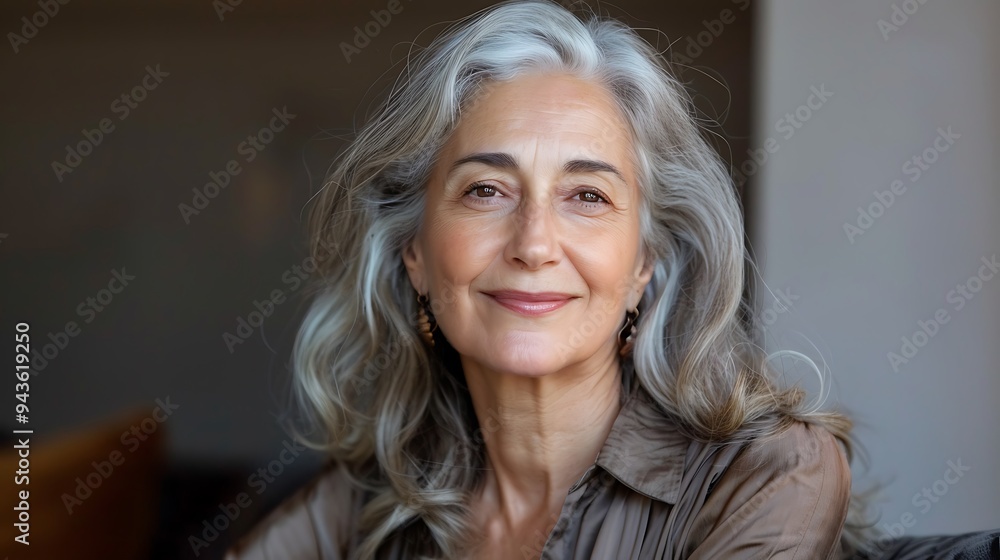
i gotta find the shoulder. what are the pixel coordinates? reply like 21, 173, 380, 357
730, 419, 851, 485
681, 420, 852, 559
719, 419, 852, 522
225, 460, 362, 560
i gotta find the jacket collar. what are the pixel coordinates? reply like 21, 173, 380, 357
594, 381, 690, 505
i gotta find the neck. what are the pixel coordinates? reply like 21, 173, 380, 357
463, 350, 623, 524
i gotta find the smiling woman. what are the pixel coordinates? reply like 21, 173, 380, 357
225, 1, 868, 559
404, 72, 651, 380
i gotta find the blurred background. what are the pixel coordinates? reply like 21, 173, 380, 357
0, 0, 996, 558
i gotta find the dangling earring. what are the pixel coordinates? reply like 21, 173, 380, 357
618, 307, 639, 358
416, 293, 438, 348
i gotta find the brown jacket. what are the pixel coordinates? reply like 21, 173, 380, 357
225, 387, 851, 559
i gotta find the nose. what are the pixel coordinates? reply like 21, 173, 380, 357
504, 197, 562, 270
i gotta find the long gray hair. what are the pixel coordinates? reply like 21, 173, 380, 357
291, 1, 870, 557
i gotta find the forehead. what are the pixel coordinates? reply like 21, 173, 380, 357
446, 72, 635, 161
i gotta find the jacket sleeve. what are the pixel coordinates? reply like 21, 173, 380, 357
685, 421, 852, 560
224, 461, 355, 560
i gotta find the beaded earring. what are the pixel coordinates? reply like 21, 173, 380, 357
416, 293, 438, 348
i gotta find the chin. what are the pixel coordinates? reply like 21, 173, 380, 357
452, 332, 570, 378
488, 334, 573, 377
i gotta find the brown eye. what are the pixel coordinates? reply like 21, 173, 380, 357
467, 183, 498, 197
578, 190, 609, 204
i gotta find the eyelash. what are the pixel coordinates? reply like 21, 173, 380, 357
462, 182, 611, 206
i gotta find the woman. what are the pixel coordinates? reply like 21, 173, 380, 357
226, 1, 866, 558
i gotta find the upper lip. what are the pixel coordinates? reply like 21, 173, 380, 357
484, 290, 576, 302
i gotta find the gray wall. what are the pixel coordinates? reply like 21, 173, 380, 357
756, 0, 1000, 538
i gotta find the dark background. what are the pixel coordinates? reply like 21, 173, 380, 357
0, 1, 753, 557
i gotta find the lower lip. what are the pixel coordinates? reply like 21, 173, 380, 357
488, 295, 571, 316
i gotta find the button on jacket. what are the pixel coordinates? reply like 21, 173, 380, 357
226, 386, 851, 559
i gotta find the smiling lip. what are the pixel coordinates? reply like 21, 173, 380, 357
484, 290, 575, 316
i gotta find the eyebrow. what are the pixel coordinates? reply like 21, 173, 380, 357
452, 152, 518, 171
450, 152, 627, 184
563, 159, 626, 184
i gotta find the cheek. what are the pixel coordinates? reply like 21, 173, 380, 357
578, 256, 632, 306
572, 226, 641, 299
424, 214, 499, 288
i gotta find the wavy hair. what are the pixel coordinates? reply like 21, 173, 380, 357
291, 1, 872, 557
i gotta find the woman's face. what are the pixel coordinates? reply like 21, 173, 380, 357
402, 71, 654, 377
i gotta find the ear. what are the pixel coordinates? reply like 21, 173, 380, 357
401, 237, 426, 295
632, 251, 655, 308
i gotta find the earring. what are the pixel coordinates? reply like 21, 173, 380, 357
416, 293, 438, 348
618, 307, 639, 358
